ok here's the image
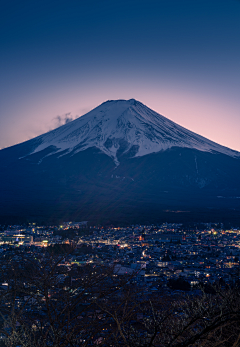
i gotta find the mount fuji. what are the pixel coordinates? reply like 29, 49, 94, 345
24, 99, 240, 164
1, 99, 240, 224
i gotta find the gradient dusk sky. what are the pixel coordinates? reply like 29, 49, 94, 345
1, 0, 240, 151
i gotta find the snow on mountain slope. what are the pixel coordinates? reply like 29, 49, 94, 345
30, 99, 240, 165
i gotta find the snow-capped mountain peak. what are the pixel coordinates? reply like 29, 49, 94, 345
30, 99, 240, 165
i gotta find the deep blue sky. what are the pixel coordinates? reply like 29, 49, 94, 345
1, 0, 240, 150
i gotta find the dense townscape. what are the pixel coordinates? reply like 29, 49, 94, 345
0, 221, 240, 346
2, 0, 240, 346
1, 221, 240, 290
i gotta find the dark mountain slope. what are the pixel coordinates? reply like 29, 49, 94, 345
0, 99, 240, 224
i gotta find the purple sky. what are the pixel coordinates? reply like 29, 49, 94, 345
1, 0, 240, 151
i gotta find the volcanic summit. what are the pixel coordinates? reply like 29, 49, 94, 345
0, 99, 240, 224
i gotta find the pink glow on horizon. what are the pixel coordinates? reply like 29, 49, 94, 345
1, 83, 239, 153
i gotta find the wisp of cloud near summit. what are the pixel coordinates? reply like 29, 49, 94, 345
0, 0, 240, 152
